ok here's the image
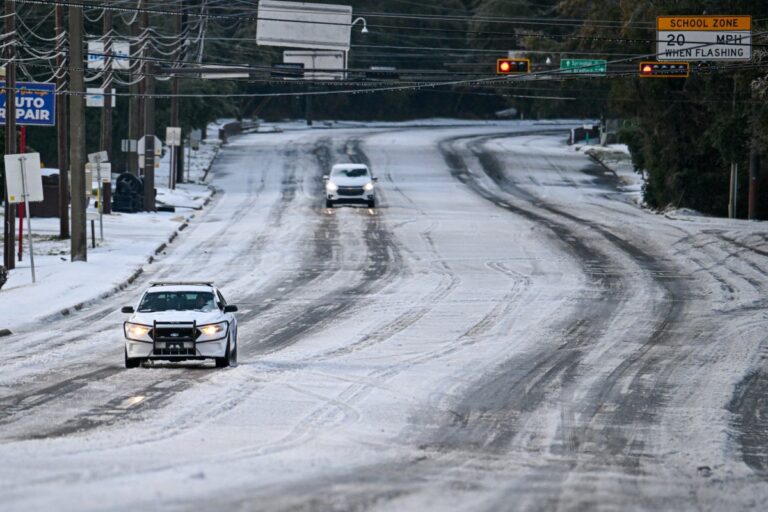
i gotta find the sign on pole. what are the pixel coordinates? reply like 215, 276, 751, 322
87, 40, 131, 69
88, 151, 109, 164
138, 135, 162, 169
4, 152, 43, 204
86, 88, 117, 108
0, 82, 56, 126
190, 129, 202, 150
85, 162, 111, 174
121, 139, 138, 153
257, 1, 353, 51
165, 127, 182, 189
86, 157, 111, 241
657, 15, 752, 61
4, 153, 42, 283
165, 127, 182, 146
560, 59, 607, 75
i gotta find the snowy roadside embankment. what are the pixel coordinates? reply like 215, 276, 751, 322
0, 135, 222, 334
575, 142, 644, 204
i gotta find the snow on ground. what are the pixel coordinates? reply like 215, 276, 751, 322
1, 119, 759, 334
0, 120, 766, 511
0, 119, 572, 334
0, 136, 221, 333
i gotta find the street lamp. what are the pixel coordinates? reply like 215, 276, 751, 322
352, 17, 368, 34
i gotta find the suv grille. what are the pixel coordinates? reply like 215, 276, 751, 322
337, 186, 364, 196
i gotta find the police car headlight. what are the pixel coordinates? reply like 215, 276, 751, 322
363, 182, 374, 191
326, 181, 338, 192
197, 321, 228, 341
125, 322, 153, 342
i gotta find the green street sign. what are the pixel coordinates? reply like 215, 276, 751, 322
560, 59, 607, 75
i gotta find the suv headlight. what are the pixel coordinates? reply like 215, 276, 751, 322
125, 322, 153, 342
326, 181, 338, 192
363, 182, 374, 191
197, 321, 229, 341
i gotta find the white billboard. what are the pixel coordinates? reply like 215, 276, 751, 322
284, 50, 345, 80
257, 0, 352, 51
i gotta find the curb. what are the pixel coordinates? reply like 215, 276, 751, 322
2, 139, 223, 334
58, 217, 191, 318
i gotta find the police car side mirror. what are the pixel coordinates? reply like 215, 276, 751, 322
224, 305, 238, 313
121, 306, 135, 314
373, 177, 379, 182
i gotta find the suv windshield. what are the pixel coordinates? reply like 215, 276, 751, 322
138, 291, 217, 312
333, 168, 369, 178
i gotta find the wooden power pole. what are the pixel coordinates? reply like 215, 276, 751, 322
171, 1, 184, 184
3, 0, 17, 270
127, 0, 142, 174
142, 5, 156, 211
100, 2, 113, 159
55, 4, 69, 239
69, 6, 87, 261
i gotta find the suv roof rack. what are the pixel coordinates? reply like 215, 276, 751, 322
148, 281, 215, 287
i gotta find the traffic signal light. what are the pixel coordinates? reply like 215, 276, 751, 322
639, 61, 690, 78
497, 58, 530, 74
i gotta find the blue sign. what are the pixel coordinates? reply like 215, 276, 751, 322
0, 82, 56, 126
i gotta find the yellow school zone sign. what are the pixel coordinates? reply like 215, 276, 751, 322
657, 15, 751, 31
656, 15, 752, 61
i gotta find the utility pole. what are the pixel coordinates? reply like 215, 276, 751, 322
171, 1, 185, 184
728, 76, 738, 219
127, 0, 142, 174
142, 5, 156, 211
3, 0, 17, 270
748, 148, 760, 220
69, 5, 87, 261
100, 2, 113, 160
55, 4, 69, 239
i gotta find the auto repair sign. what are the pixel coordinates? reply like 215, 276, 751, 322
0, 82, 56, 126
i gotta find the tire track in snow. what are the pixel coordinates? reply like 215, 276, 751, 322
0, 136, 375, 439
427, 133, 705, 508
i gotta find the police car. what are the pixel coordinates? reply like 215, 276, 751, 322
121, 282, 238, 368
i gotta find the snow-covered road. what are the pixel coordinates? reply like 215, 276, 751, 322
1, 121, 767, 511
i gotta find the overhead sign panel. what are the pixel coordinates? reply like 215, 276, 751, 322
560, 58, 607, 75
0, 82, 56, 126
284, 50, 344, 80
657, 15, 751, 61
200, 65, 250, 79
257, 0, 353, 51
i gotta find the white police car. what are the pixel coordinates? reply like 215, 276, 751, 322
121, 282, 238, 368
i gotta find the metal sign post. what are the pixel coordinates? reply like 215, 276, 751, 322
18, 156, 35, 282
166, 127, 182, 189
88, 151, 109, 241
4, 152, 43, 283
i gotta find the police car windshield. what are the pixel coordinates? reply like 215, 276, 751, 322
138, 291, 216, 312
